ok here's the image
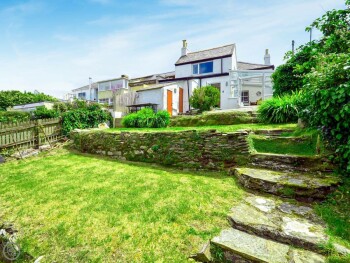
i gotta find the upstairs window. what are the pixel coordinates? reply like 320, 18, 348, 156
192, 61, 214, 75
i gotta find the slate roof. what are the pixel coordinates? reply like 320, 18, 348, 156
237, 61, 274, 70
72, 83, 98, 92
175, 44, 235, 65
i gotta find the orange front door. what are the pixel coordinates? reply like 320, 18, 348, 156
167, 90, 173, 116
179, 88, 183, 113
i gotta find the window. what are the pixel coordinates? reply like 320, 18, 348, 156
192, 61, 213, 75
99, 82, 111, 91
241, 91, 249, 105
192, 64, 199, 74
99, 98, 110, 104
78, 92, 86, 99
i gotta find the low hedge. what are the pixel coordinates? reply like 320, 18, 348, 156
0, 111, 31, 123
169, 111, 256, 127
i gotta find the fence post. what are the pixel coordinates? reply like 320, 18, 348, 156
34, 119, 41, 149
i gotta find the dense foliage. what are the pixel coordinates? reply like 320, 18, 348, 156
189, 85, 220, 112
271, 43, 317, 96
0, 90, 57, 111
62, 103, 112, 135
258, 93, 303, 123
0, 111, 31, 123
122, 108, 170, 128
267, 1, 350, 172
33, 106, 60, 119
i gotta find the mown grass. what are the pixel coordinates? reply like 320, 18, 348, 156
251, 135, 317, 156
107, 123, 297, 133
0, 149, 243, 262
250, 128, 325, 156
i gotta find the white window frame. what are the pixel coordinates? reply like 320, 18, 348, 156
192, 61, 214, 75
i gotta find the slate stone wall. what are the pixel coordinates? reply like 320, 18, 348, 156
71, 129, 250, 170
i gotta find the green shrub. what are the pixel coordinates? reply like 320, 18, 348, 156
33, 106, 60, 119
189, 85, 220, 112
122, 113, 139, 128
62, 108, 112, 135
121, 108, 170, 128
154, 110, 170, 128
0, 111, 31, 123
258, 93, 303, 124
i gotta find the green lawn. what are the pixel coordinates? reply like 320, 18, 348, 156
107, 123, 297, 133
250, 128, 326, 156
0, 149, 243, 262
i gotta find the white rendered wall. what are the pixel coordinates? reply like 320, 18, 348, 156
137, 89, 164, 110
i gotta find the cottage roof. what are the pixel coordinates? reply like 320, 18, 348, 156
237, 61, 275, 70
175, 44, 235, 65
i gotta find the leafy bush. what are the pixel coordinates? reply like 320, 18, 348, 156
121, 108, 170, 128
154, 110, 171, 128
189, 85, 220, 112
272, 43, 317, 96
33, 106, 60, 119
0, 90, 57, 111
62, 108, 112, 135
258, 93, 303, 124
0, 111, 31, 123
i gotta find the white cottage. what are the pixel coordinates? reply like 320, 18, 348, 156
150, 40, 274, 114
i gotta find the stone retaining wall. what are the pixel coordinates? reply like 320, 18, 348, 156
71, 130, 250, 170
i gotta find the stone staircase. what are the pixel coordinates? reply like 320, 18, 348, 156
190, 154, 349, 262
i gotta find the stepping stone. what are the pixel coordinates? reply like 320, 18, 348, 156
233, 167, 340, 201
250, 153, 334, 173
211, 228, 325, 263
228, 193, 329, 253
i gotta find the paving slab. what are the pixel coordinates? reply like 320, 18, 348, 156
233, 167, 340, 200
211, 228, 325, 263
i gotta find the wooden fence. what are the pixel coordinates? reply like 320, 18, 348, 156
0, 118, 62, 151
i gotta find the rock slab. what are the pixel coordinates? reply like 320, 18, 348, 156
233, 167, 340, 200
211, 228, 325, 263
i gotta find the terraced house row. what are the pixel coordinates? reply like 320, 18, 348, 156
65, 40, 275, 117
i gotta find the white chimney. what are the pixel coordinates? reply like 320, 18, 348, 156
181, 40, 188, 56
264, 49, 271, 65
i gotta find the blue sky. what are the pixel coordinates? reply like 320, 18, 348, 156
0, 0, 346, 98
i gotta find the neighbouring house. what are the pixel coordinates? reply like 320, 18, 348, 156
70, 82, 98, 102
10, 101, 55, 112
97, 75, 129, 105
129, 71, 175, 92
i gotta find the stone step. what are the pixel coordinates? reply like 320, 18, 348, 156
250, 153, 334, 173
227, 193, 346, 254
211, 228, 325, 263
253, 129, 294, 136
232, 167, 340, 201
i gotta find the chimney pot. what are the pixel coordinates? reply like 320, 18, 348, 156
264, 49, 271, 65
181, 40, 188, 56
